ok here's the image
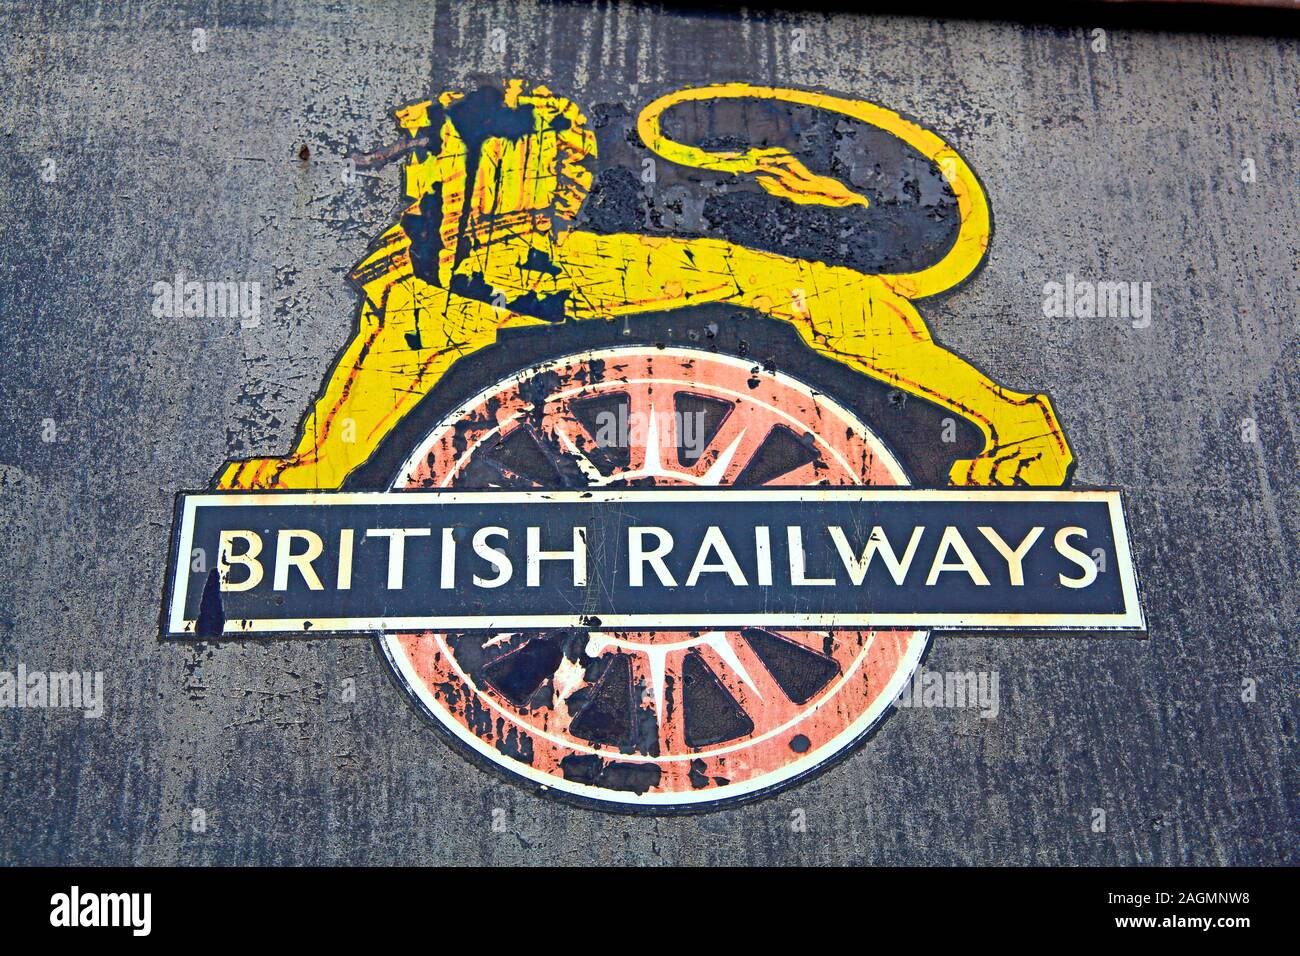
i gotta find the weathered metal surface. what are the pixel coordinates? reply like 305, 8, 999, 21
0, 1, 1294, 863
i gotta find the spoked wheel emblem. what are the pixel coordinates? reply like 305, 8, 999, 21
381, 347, 928, 809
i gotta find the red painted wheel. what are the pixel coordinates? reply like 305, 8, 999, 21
380, 346, 928, 809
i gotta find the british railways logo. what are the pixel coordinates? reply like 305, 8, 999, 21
162, 81, 1144, 811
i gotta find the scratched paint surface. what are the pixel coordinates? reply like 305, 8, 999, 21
0, 1, 1295, 862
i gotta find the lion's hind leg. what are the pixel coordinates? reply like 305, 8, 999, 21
783, 274, 1073, 487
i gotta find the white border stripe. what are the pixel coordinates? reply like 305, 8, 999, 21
175, 488, 1126, 506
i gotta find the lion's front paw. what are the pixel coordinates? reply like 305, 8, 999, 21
217, 457, 291, 490
948, 438, 1073, 487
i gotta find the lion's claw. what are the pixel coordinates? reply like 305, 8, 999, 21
949, 438, 1072, 488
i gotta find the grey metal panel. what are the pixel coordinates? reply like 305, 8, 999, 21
0, 0, 1294, 864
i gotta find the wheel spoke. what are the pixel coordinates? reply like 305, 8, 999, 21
698, 429, 745, 485
553, 426, 606, 484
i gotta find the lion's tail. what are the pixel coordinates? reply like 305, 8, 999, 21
636, 83, 990, 300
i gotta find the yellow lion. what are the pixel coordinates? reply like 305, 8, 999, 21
219, 81, 1071, 492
